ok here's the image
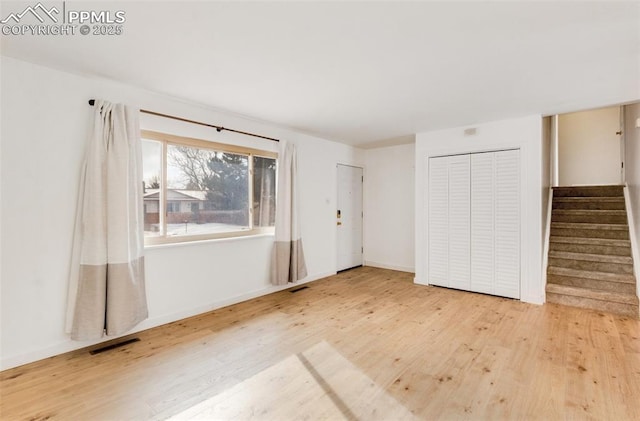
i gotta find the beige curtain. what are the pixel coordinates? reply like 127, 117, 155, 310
65, 99, 148, 341
271, 142, 307, 285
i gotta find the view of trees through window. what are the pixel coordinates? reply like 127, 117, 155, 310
142, 135, 276, 242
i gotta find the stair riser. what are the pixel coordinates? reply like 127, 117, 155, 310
548, 267, 635, 283
551, 214, 628, 224
552, 201, 626, 210
549, 242, 632, 257
547, 274, 637, 295
546, 293, 639, 318
553, 186, 624, 197
548, 259, 634, 274
551, 228, 630, 240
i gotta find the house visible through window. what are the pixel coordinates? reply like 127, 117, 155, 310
141, 130, 277, 244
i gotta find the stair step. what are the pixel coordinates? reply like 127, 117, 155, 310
552, 197, 626, 210
547, 267, 636, 284
549, 241, 631, 257
551, 228, 630, 240
549, 237, 631, 247
548, 251, 633, 264
549, 236, 631, 256
548, 259, 634, 274
550, 222, 630, 240
546, 284, 639, 305
547, 274, 637, 295
551, 209, 628, 224
553, 185, 624, 197
546, 292, 639, 318
551, 222, 628, 231
552, 210, 627, 216
553, 197, 624, 201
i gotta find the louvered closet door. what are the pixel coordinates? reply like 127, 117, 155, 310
447, 155, 471, 291
494, 150, 520, 298
428, 150, 519, 298
470, 153, 495, 295
428, 157, 449, 287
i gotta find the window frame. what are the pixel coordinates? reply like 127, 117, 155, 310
141, 130, 277, 246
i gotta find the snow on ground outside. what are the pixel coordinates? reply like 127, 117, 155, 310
145, 222, 248, 237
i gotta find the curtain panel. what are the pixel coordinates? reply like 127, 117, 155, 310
271, 142, 308, 285
65, 99, 148, 341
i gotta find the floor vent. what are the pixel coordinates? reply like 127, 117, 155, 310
289, 286, 309, 293
89, 338, 140, 355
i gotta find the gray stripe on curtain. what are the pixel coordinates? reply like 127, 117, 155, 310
66, 99, 148, 341
272, 239, 307, 284
271, 142, 307, 285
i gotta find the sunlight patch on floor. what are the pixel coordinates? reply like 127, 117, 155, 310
167, 340, 418, 420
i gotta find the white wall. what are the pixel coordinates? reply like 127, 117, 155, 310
623, 102, 640, 296
415, 115, 544, 304
363, 143, 415, 273
558, 106, 622, 186
0, 57, 364, 369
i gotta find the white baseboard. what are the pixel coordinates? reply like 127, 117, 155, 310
413, 276, 428, 286
0, 271, 334, 371
520, 294, 545, 306
412, 274, 544, 304
364, 261, 415, 273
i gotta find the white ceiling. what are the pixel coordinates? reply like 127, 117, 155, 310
1, 1, 639, 147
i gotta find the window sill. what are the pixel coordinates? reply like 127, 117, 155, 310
144, 232, 275, 251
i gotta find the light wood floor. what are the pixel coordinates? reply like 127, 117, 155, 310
1, 267, 639, 420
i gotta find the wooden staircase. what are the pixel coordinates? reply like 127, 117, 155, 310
546, 185, 639, 318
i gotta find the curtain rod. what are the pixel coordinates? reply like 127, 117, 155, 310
88, 99, 280, 143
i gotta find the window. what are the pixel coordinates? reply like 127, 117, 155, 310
142, 130, 277, 245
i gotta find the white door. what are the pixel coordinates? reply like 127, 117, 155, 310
428, 154, 471, 290
493, 149, 520, 298
337, 165, 363, 271
428, 157, 449, 287
470, 152, 496, 295
428, 150, 520, 299
447, 155, 471, 291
